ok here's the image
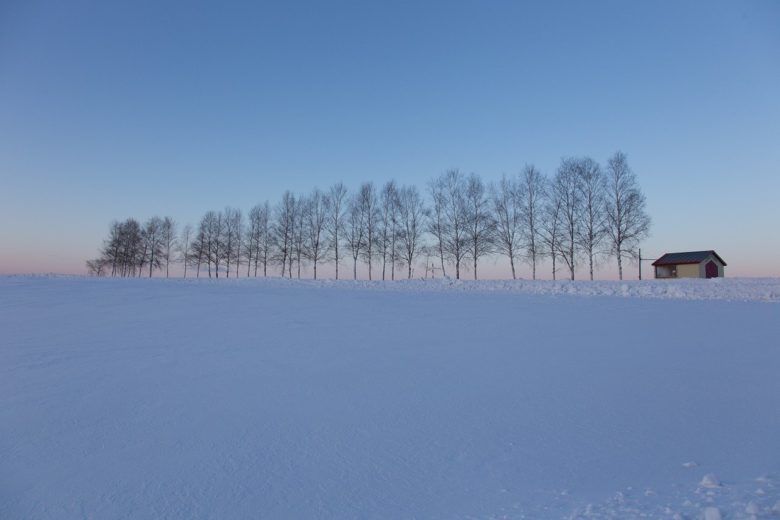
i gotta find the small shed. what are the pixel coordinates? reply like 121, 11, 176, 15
652, 250, 726, 279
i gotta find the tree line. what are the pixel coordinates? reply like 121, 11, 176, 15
87, 151, 650, 281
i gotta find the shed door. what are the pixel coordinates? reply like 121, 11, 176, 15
705, 260, 718, 278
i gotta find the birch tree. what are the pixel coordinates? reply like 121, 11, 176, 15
426, 176, 449, 277
465, 173, 494, 280
304, 189, 329, 279
490, 174, 522, 279
246, 202, 271, 277
552, 158, 583, 280
221, 207, 242, 278
257, 201, 272, 277
441, 169, 469, 279
605, 151, 651, 280
397, 184, 425, 279
273, 192, 295, 277
100, 219, 143, 277
190, 221, 207, 278
379, 181, 400, 280
160, 216, 177, 278
326, 182, 347, 280
520, 165, 545, 280
291, 196, 306, 278
345, 193, 366, 280
540, 187, 563, 280
200, 210, 225, 278
576, 158, 607, 280
142, 216, 165, 278
358, 183, 379, 280
178, 223, 193, 278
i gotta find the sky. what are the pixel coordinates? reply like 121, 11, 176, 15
1, 0, 778, 279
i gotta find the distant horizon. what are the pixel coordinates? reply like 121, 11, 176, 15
0, 250, 770, 281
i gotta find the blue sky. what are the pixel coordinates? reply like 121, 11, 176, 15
1, 1, 778, 277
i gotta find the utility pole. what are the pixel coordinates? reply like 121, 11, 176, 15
638, 248, 658, 280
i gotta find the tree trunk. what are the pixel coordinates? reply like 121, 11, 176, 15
589, 253, 594, 281
569, 251, 575, 281
390, 236, 396, 280
508, 245, 515, 280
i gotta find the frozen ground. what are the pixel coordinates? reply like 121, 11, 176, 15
1, 276, 779, 519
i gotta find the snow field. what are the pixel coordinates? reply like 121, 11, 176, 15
1, 276, 778, 519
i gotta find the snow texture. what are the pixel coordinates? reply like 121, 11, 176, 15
1, 276, 779, 519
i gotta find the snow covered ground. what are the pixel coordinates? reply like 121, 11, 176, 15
1, 276, 779, 519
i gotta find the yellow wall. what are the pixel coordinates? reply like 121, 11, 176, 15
676, 264, 701, 278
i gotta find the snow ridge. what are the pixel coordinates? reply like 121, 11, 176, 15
5, 275, 778, 302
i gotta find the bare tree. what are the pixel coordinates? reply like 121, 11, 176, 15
439, 169, 469, 279
465, 173, 494, 280
552, 158, 583, 280
540, 186, 563, 280
190, 220, 207, 278
426, 176, 449, 277
379, 181, 400, 280
345, 193, 366, 280
273, 192, 296, 277
104, 220, 144, 278
178, 223, 193, 278
326, 182, 347, 280
257, 201, 272, 277
605, 151, 651, 280
101, 221, 122, 277
221, 207, 242, 278
86, 258, 109, 276
490, 174, 522, 279
246, 202, 271, 277
212, 212, 227, 278
358, 183, 379, 280
304, 189, 329, 279
397, 185, 425, 279
519, 165, 545, 280
245, 206, 258, 277
291, 196, 306, 278
100, 219, 143, 277
142, 216, 165, 278
160, 216, 177, 278
234, 210, 244, 278
195, 210, 225, 278
576, 158, 607, 280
